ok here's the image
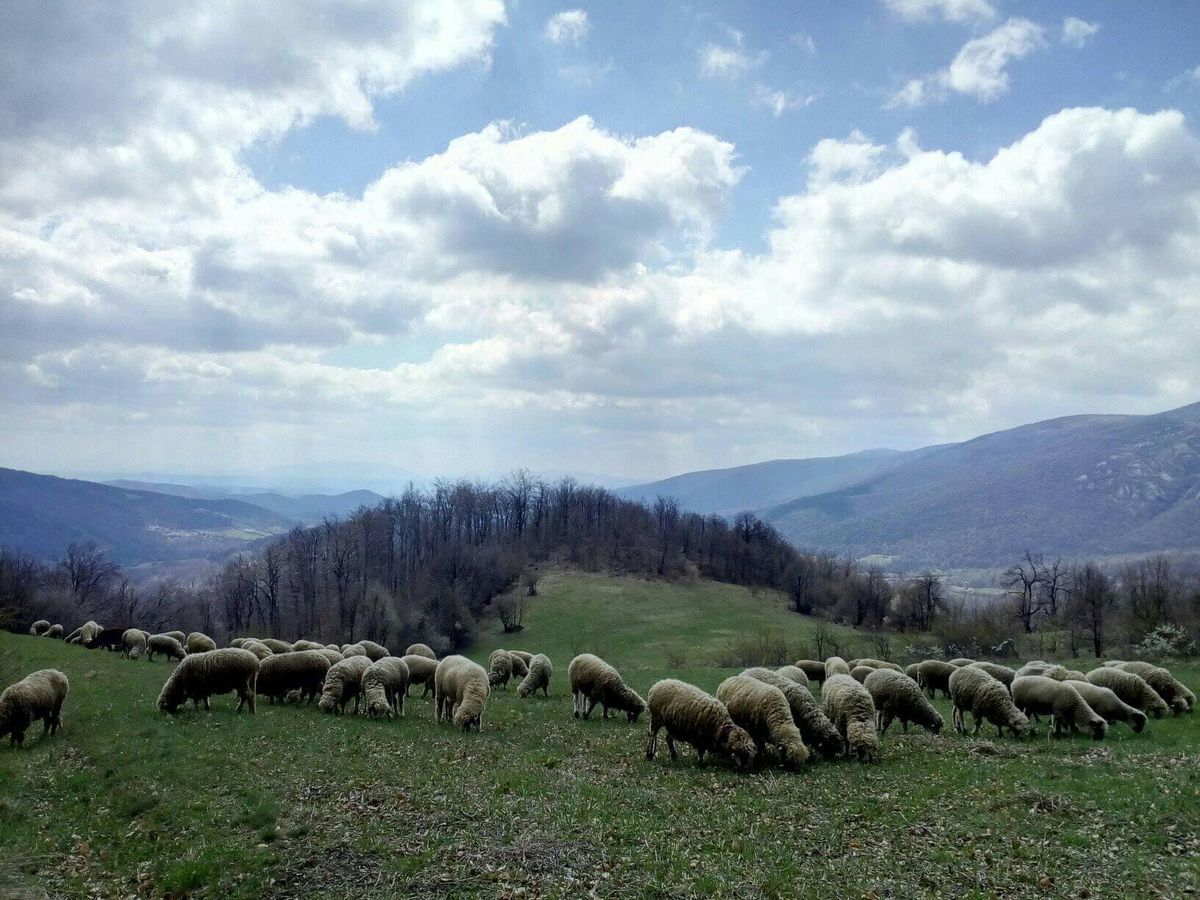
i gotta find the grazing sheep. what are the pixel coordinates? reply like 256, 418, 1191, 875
568, 654, 646, 722
1014, 661, 1053, 679
645, 679, 756, 768
1057, 668, 1089, 682
29, 620, 51, 636
517, 653, 552, 699
509, 652, 530, 678
290, 640, 325, 652
258, 651, 331, 705
948, 665, 1031, 739
966, 661, 1016, 689
1069, 681, 1147, 733
325, 643, 340, 652
434, 656, 490, 732
820, 675, 880, 763
405, 643, 437, 660
825, 657, 851, 680
509, 650, 533, 666
185, 632, 217, 654
854, 658, 904, 672
259, 639, 294, 655
317, 656, 373, 715
355, 640, 390, 661
147, 634, 187, 662
488, 649, 514, 689
948, 658, 976, 667
157, 648, 259, 714
717, 675, 809, 769
229, 638, 247, 648
776, 665, 810, 689
905, 663, 921, 681
85, 627, 127, 651
1012, 676, 1107, 740
917, 660, 958, 699
240, 639, 274, 661
850, 665, 874, 684
317, 648, 343, 666
1115, 662, 1191, 715
47, 624, 63, 639
0, 670, 69, 746
65, 621, 102, 645
1086, 667, 1170, 719
163, 631, 185, 644
793, 660, 827, 685
122, 628, 149, 660
363, 657, 411, 719
401, 654, 438, 697
742, 668, 842, 759
863, 668, 943, 735
342, 644, 369, 658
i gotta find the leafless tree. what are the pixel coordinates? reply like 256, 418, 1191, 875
58, 542, 119, 610
1068, 562, 1118, 657
1003, 551, 1044, 633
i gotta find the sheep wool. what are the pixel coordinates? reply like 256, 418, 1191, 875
1115, 662, 1191, 715
342, 644, 369, 659
775, 665, 810, 689
1069, 681, 1147, 733
793, 660, 827, 684
163, 631, 186, 644
258, 650, 331, 705
1012, 676, 1107, 739
401, 654, 438, 697
742, 668, 844, 760
355, 640, 390, 662
157, 648, 259, 714
317, 648, 344, 667
517, 654, 552, 699
966, 661, 1016, 689
435, 655, 490, 732
0, 670, 69, 746
645, 679, 756, 769
363, 657, 411, 719
509, 650, 533, 667
147, 634, 187, 662
863, 668, 944, 736
260, 639, 294, 654
29, 620, 51, 636
65, 621, 102, 645
947, 658, 976, 667
488, 649, 514, 688
405, 643, 437, 660
509, 652, 530, 678
916, 660, 958, 699
824, 657, 851, 680
820, 674, 880, 763
854, 658, 904, 672
948, 665, 1030, 739
318, 656, 373, 715
850, 665, 874, 684
122, 628, 149, 660
717, 675, 809, 769
1086, 667, 1170, 719
47, 624, 64, 639
240, 639, 274, 661
568, 654, 646, 722
185, 632, 217, 654
290, 640, 326, 652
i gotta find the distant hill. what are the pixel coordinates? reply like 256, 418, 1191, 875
0, 468, 295, 564
105, 480, 384, 523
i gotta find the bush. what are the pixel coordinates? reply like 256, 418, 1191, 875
1132, 624, 1195, 659
713, 630, 797, 668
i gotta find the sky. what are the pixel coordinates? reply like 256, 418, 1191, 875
2, 0, 1199, 486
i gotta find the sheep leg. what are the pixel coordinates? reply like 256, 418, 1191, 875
952, 705, 963, 734
667, 734, 680, 761
646, 721, 660, 760
586, 698, 598, 720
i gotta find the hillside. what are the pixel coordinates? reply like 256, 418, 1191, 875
105, 480, 384, 523
0, 468, 294, 564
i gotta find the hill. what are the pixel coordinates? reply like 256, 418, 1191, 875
0, 468, 294, 564
105, 480, 385, 523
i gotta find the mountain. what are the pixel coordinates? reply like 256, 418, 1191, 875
104, 480, 384, 523
0, 468, 295, 565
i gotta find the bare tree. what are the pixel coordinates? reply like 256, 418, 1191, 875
58, 542, 119, 610
1068, 562, 1118, 657
1003, 551, 1044, 633
1038, 558, 1070, 619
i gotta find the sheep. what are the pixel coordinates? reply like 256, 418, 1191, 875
317, 648, 343, 667
122, 628, 149, 660
793, 660, 827, 685
948, 665, 1031, 739
405, 643, 437, 660
229, 638, 247, 648
342, 644, 369, 659
85, 627, 127, 652
163, 631, 186, 644
157, 648, 259, 714
324, 644, 340, 652
1012, 676, 1107, 739
258, 650, 331, 705
29, 620, 51, 636
853, 658, 903, 672
517, 653, 552, 699
47, 624, 63, 639
259, 639, 294, 655
355, 640, 390, 661
1115, 662, 1191, 715
742, 668, 844, 759
317, 656, 373, 715
1086, 667, 1170, 719
401, 654, 438, 697
434, 655, 490, 732
362, 657, 411, 719
1014, 661, 1053, 679
775, 665, 810, 689
645, 679, 756, 769
0, 670, 69, 746
1069, 681, 1147, 733
488, 649, 514, 688
916, 660, 958, 699
1057, 668, 1089, 683
905, 662, 921, 681
146, 634, 187, 662
820, 674, 880, 762
948, 657, 976, 667
509, 652, 530, 678
863, 668, 943, 736
509, 650, 533, 667
290, 640, 325, 652
717, 675, 809, 769
240, 639, 274, 661
850, 665, 874, 684
568, 654, 646, 722
185, 632, 217, 654
966, 661, 1016, 689
65, 621, 102, 645
825, 657, 851, 680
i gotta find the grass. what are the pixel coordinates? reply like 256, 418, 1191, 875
0, 573, 1196, 898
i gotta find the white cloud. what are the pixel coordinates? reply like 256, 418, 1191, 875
1062, 17, 1100, 48
545, 9, 590, 46
1165, 65, 1200, 92
700, 31, 767, 80
806, 131, 887, 188
883, 0, 996, 26
887, 17, 1047, 107
751, 85, 816, 117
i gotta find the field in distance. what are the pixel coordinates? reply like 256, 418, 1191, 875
1, 573, 1197, 898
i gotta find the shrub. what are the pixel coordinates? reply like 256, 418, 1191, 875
1132, 624, 1195, 659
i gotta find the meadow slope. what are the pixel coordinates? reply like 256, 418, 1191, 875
0, 576, 1196, 899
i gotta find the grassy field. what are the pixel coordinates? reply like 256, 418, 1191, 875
0, 574, 1197, 899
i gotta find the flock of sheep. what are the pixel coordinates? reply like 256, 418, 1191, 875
4, 618, 1196, 773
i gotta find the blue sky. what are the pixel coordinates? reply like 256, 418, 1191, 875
2, 1, 1199, 487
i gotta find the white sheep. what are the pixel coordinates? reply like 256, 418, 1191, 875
916, 660, 958, 699
966, 661, 1016, 689
645, 679, 756, 769
717, 675, 809, 769
1012, 676, 1107, 739
1086, 667, 1170, 719
1069, 681, 1147, 733
863, 668, 943, 735
741, 668, 844, 760
434, 655, 490, 732
258, 650, 331, 705
824, 656, 851, 680
775, 665, 810, 689
185, 632, 217, 654
517, 653, 552, 698
820, 674, 880, 762
0, 669, 69, 746
363, 657, 411, 719
405, 643, 437, 660
793, 660, 827, 685
488, 649, 514, 688
568, 654, 646, 722
122, 628, 149, 660
1114, 662, 1191, 715
29, 620, 51, 637
948, 665, 1030, 739
401, 654, 438, 697
157, 648, 259, 714
318, 656, 373, 715
355, 640, 390, 661
146, 634, 187, 662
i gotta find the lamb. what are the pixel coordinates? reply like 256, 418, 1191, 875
259, 639, 294, 654
157, 648, 259, 714
146, 634, 187, 662
863, 668, 943, 736
122, 628, 149, 660
916, 660, 958, 699
240, 639, 274, 661
793, 660, 827, 685
1069, 681, 1147, 733
317, 656, 373, 715
508, 652, 530, 678
825, 657, 851, 680
568, 654, 646, 722
1011, 676, 1107, 739
185, 632, 217, 654
948, 665, 1031, 739
716, 675, 809, 769
742, 668, 844, 759
850, 665, 874, 684
258, 650, 331, 705
820, 674, 880, 762
65, 621, 102, 645
0, 670, 69, 746
488, 649, 514, 688
1114, 662, 1191, 715
355, 640, 390, 661
775, 665, 810, 689
401, 654, 438, 697
29, 620, 51, 636
47, 624, 63, 639
362, 657, 411, 719
645, 679, 756, 768
405, 643, 437, 660
966, 661, 1016, 689
517, 653, 552, 699
434, 655, 490, 732
1086, 667, 1170, 719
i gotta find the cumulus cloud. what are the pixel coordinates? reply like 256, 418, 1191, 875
545, 9, 590, 46
883, 0, 996, 26
888, 17, 1047, 107
700, 31, 767, 79
1062, 17, 1100, 48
